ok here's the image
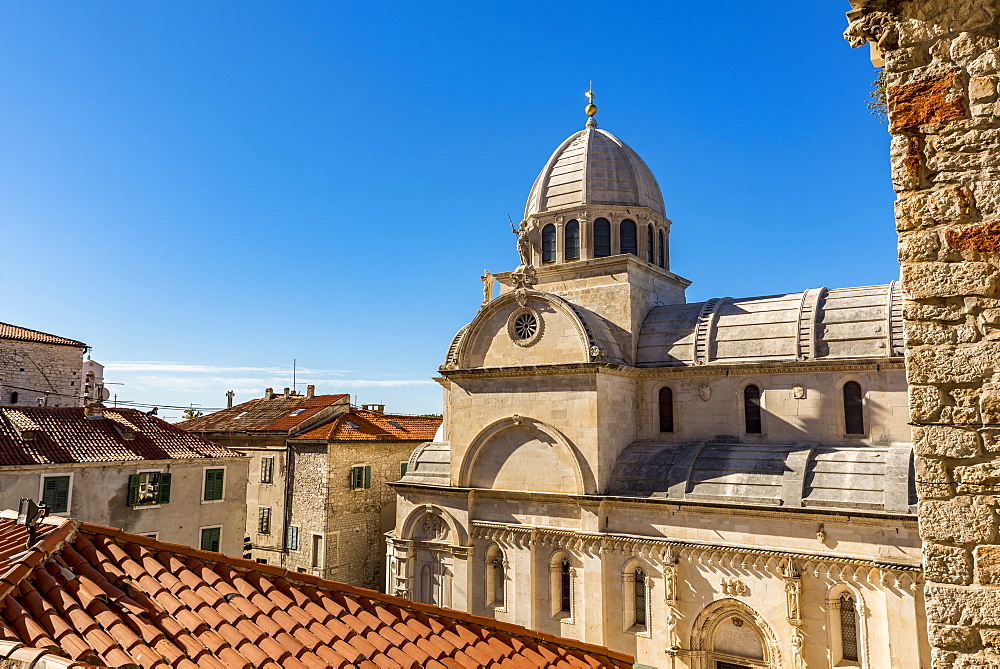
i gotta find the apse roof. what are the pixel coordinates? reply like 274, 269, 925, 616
0, 513, 633, 668
524, 127, 664, 217
636, 283, 904, 367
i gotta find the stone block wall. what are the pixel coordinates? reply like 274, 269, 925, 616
0, 340, 85, 407
846, 1, 1000, 664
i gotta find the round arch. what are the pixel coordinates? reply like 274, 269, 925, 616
689, 598, 781, 669
398, 504, 467, 546
458, 416, 597, 495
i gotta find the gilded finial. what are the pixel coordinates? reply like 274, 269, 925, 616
585, 84, 597, 128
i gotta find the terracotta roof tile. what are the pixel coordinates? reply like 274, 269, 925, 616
293, 409, 441, 442
0, 515, 633, 668
0, 323, 86, 348
179, 394, 350, 433
0, 407, 243, 466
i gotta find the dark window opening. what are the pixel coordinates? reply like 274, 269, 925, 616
541, 224, 556, 263
841, 594, 859, 661
10, 392, 18, 404
565, 220, 580, 261
658, 230, 665, 268
844, 381, 865, 435
560, 559, 571, 614
744, 385, 762, 434
634, 569, 646, 627
646, 226, 654, 263
594, 218, 611, 257
620, 219, 637, 255
128, 472, 171, 506
658, 387, 674, 433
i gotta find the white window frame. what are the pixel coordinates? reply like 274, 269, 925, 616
622, 560, 652, 637
827, 584, 867, 667
484, 543, 507, 612
142, 532, 159, 540
133, 468, 164, 510
39, 472, 74, 516
199, 524, 224, 552
738, 379, 767, 438
549, 551, 575, 623
836, 375, 869, 439
201, 465, 227, 504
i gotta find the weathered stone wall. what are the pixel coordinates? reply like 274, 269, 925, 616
0, 340, 85, 407
846, 1, 1000, 665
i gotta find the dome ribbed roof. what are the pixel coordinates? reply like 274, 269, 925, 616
524, 127, 664, 218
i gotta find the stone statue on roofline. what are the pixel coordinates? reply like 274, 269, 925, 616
512, 218, 533, 268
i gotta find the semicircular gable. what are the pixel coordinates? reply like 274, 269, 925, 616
455, 292, 609, 369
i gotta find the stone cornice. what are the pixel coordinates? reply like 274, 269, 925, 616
469, 520, 921, 578
439, 358, 905, 381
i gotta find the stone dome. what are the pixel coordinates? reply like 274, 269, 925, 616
524, 126, 665, 218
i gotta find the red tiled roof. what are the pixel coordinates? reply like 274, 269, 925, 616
0, 515, 633, 668
0, 407, 243, 466
293, 410, 441, 442
179, 394, 350, 433
0, 323, 86, 348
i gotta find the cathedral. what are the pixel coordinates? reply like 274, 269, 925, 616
387, 100, 928, 669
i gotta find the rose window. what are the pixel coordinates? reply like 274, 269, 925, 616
513, 312, 538, 340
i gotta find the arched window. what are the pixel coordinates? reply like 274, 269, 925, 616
840, 594, 859, 661
844, 381, 864, 435
485, 544, 505, 609
9, 392, 17, 404
646, 225, 654, 262
565, 220, 580, 261
658, 387, 674, 433
657, 230, 665, 268
633, 569, 647, 627
560, 559, 572, 614
594, 218, 611, 257
744, 385, 762, 434
620, 219, 637, 255
541, 224, 556, 264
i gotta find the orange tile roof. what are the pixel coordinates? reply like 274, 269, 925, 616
179, 394, 350, 433
0, 515, 633, 668
292, 410, 441, 442
0, 407, 243, 466
0, 323, 86, 348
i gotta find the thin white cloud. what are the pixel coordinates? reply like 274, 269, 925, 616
103, 361, 351, 375
128, 375, 435, 392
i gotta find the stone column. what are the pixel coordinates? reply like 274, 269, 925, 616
845, 2, 1000, 665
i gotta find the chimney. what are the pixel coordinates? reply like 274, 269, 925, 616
84, 402, 105, 420
226, 390, 235, 409
264, 388, 274, 400
362, 404, 385, 414
306, 385, 315, 399
283, 387, 290, 399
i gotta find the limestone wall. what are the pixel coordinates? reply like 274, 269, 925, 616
0, 340, 85, 407
846, 1, 1000, 664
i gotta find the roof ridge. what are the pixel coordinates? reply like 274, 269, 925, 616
72, 519, 632, 664
0, 322, 87, 348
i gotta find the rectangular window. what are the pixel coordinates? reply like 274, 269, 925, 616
200, 527, 221, 552
400, 462, 408, 478
203, 468, 225, 501
311, 534, 323, 569
258, 507, 272, 535
128, 472, 171, 506
260, 457, 274, 484
349, 465, 371, 490
41, 475, 71, 514
286, 525, 300, 551
256, 558, 268, 564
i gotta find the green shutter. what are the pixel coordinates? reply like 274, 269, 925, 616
400, 462, 408, 478
364, 465, 371, 489
43, 476, 70, 513
204, 469, 224, 501
200, 527, 220, 552
158, 473, 171, 504
287, 525, 299, 551
127, 474, 140, 507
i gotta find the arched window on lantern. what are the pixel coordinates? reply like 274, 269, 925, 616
620, 219, 637, 255
844, 381, 865, 435
565, 220, 580, 261
744, 385, 762, 434
657, 229, 665, 268
594, 218, 611, 257
840, 594, 859, 662
541, 224, 556, 264
646, 225, 654, 262
658, 387, 674, 433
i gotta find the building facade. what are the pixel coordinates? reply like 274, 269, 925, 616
388, 108, 929, 668
0, 404, 248, 555
179, 386, 351, 565
284, 405, 440, 589
0, 322, 90, 408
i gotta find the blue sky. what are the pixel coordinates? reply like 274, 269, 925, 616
0, 2, 894, 420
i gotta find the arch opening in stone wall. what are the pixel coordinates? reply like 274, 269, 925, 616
690, 598, 780, 669
459, 417, 596, 494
